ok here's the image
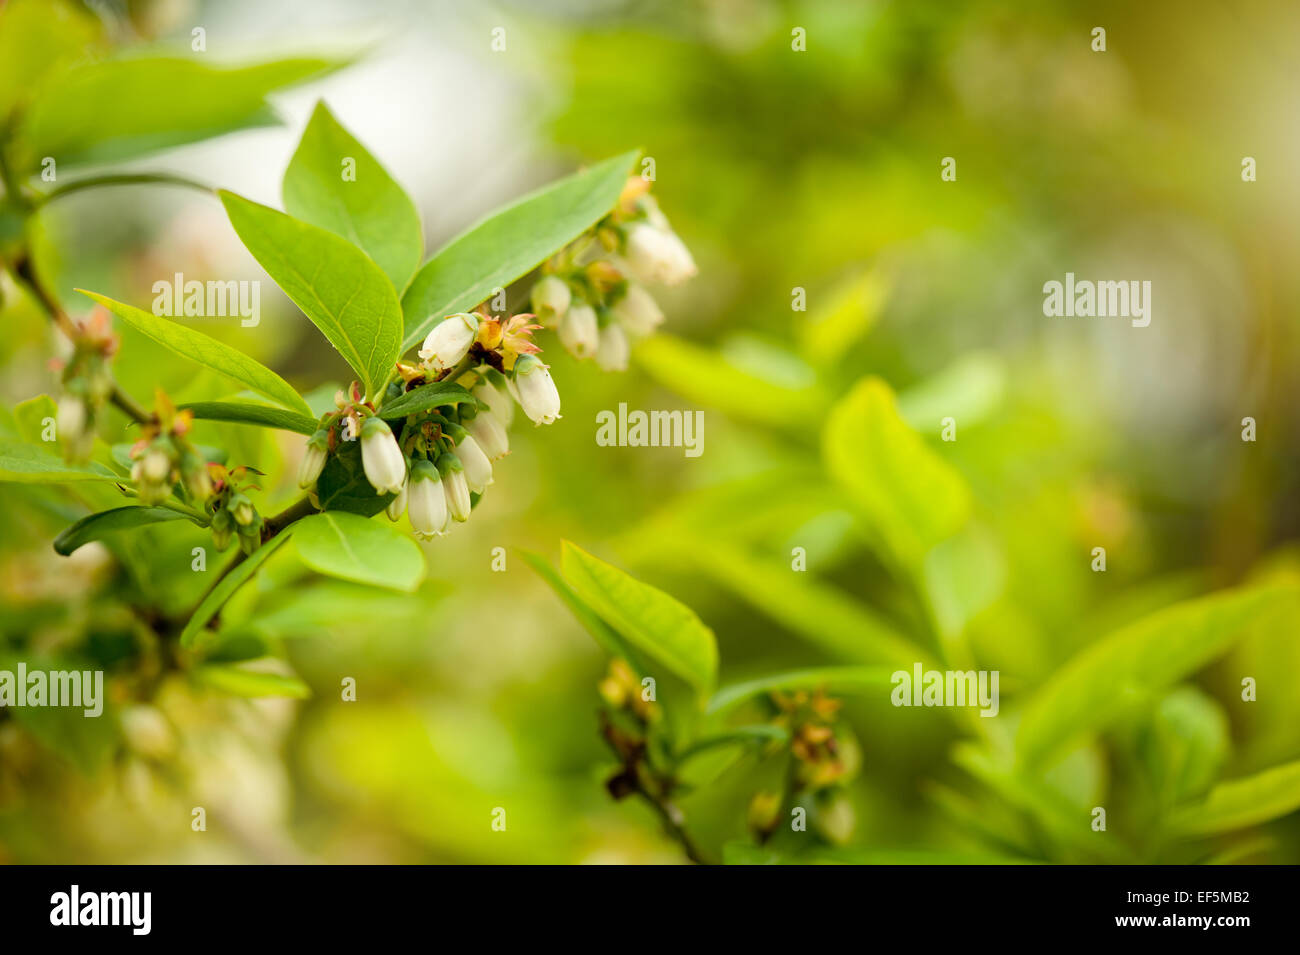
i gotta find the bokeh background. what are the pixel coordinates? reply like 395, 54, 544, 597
1, 0, 1298, 863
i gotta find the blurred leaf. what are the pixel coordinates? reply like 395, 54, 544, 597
635, 335, 826, 429
723, 841, 1032, 865
923, 522, 1005, 650
796, 268, 886, 360
1135, 687, 1229, 809
220, 191, 404, 399
283, 100, 423, 290
180, 532, 293, 648
708, 666, 895, 716
401, 150, 637, 352
1016, 584, 1298, 769
54, 506, 189, 555
897, 352, 1006, 432
180, 400, 318, 435
230, 580, 424, 640
560, 540, 717, 694
12, 395, 57, 442
677, 724, 788, 762
1166, 759, 1300, 837
0, 442, 120, 483
378, 381, 475, 420
14, 55, 340, 169
293, 511, 424, 592
191, 663, 310, 699
80, 291, 312, 417
0, 0, 102, 125
679, 537, 927, 670
823, 377, 971, 570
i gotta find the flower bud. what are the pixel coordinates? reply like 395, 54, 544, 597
142, 446, 171, 483
229, 493, 256, 527
624, 222, 697, 285
558, 302, 599, 359
472, 372, 514, 428
56, 397, 86, 445
465, 411, 509, 460
513, 354, 561, 426
437, 453, 472, 522
407, 460, 448, 540
386, 478, 408, 521
595, 321, 630, 372
456, 434, 493, 494
181, 450, 214, 502
612, 284, 664, 338
418, 312, 479, 374
298, 430, 329, 489
211, 508, 234, 551
360, 415, 407, 495
530, 275, 572, 328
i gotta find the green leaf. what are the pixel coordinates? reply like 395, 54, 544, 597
180, 532, 293, 649
54, 506, 190, 555
676, 537, 927, 670
283, 101, 423, 290
220, 191, 404, 399
1166, 759, 1300, 836
191, 664, 310, 699
823, 377, 971, 569
521, 549, 646, 665
1134, 687, 1229, 809
634, 335, 827, 430
796, 268, 886, 361
0, 0, 101, 127
897, 352, 1006, 432
708, 666, 896, 716
378, 381, 475, 420
79, 291, 312, 417
313, 438, 392, 517
560, 540, 717, 694
180, 400, 318, 435
677, 725, 789, 763
293, 512, 425, 592
401, 150, 637, 352
1016, 584, 1299, 769
13, 55, 340, 170
0, 442, 120, 483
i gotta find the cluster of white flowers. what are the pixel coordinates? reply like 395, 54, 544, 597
534, 184, 695, 373
297, 179, 693, 542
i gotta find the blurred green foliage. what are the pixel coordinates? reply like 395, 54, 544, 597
1, 0, 1298, 864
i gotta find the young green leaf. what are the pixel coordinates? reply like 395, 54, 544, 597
1166, 759, 1300, 836
180, 400, 318, 435
313, 438, 394, 517
220, 192, 404, 399
1016, 584, 1299, 769
677, 725, 789, 764
823, 376, 971, 570
707, 666, 896, 716
676, 537, 927, 671
13, 55, 340, 170
560, 540, 717, 695
634, 335, 828, 430
79, 291, 312, 417
0, 442, 120, 483
283, 101, 423, 290
378, 381, 475, 420
180, 532, 293, 649
54, 506, 191, 555
293, 511, 425, 592
191, 664, 310, 699
521, 549, 643, 665
401, 150, 637, 352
